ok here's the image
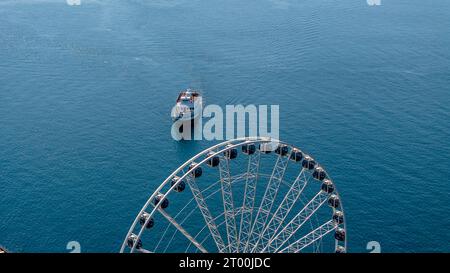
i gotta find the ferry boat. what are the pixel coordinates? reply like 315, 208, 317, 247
171, 89, 203, 122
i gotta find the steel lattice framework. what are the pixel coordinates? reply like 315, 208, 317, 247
120, 137, 347, 253
218, 155, 238, 253
237, 151, 260, 252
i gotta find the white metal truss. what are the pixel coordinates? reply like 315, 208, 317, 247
245, 155, 289, 252
180, 173, 251, 253
190, 207, 244, 253
279, 220, 337, 253
262, 191, 329, 253
252, 168, 310, 252
185, 172, 227, 252
156, 207, 208, 253
218, 155, 238, 253
237, 150, 261, 252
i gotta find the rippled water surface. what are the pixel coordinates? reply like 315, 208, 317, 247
0, 0, 449, 252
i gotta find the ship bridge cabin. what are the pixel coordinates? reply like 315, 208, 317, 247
176, 89, 200, 106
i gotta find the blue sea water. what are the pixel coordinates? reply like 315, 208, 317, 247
0, 0, 449, 253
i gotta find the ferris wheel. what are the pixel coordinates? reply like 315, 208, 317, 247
120, 137, 347, 253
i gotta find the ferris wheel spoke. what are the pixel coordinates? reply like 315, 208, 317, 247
162, 208, 198, 253
263, 191, 329, 253
195, 220, 226, 253
183, 174, 249, 253
238, 150, 261, 252
184, 176, 249, 252
155, 207, 208, 253
156, 191, 199, 252
192, 207, 244, 253
184, 174, 248, 253
279, 220, 336, 253
245, 154, 289, 253
252, 168, 310, 252
218, 155, 239, 253
188, 208, 238, 252
185, 173, 227, 252
159, 179, 228, 252
135, 248, 153, 253
186, 211, 224, 253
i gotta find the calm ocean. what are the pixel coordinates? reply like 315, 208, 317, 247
0, 0, 449, 252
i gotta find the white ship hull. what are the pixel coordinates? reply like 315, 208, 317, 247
171, 98, 202, 122
171, 89, 203, 122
